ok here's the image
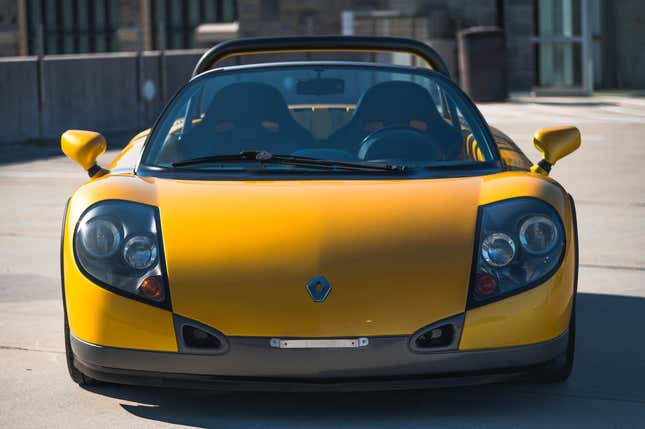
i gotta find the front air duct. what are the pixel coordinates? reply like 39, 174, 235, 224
173, 314, 229, 354
409, 314, 464, 353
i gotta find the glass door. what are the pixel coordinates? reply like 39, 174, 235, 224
533, 0, 595, 94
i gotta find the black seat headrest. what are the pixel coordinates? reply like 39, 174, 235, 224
205, 82, 294, 128
179, 82, 313, 158
352, 81, 442, 128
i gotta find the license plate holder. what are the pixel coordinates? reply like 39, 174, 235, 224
269, 337, 369, 349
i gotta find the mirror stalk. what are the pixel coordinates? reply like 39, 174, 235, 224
530, 159, 552, 175
87, 164, 108, 178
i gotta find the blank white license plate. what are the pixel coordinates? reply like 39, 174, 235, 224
270, 337, 369, 349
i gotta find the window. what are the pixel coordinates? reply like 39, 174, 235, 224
151, 0, 237, 50
533, 0, 600, 92
143, 63, 496, 175
26, 0, 120, 55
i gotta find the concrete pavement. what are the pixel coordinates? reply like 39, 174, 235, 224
1, 95, 645, 428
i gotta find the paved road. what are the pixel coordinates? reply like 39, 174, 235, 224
1, 96, 644, 428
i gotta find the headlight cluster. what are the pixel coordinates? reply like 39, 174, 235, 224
74, 200, 169, 309
468, 198, 565, 308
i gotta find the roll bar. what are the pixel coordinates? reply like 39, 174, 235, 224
191, 36, 450, 78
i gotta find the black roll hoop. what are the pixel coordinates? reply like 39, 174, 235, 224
192, 36, 450, 78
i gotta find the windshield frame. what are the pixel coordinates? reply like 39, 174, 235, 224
137, 61, 501, 180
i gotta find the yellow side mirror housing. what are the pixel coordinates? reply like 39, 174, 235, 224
61, 130, 107, 177
530, 126, 581, 175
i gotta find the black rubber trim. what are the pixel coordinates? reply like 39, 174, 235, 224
569, 193, 579, 306
71, 199, 173, 311
538, 159, 552, 173
192, 36, 450, 77
75, 361, 523, 392
87, 164, 101, 178
60, 198, 71, 318
466, 196, 568, 309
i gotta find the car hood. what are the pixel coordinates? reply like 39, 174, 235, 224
162, 177, 481, 337
70, 172, 568, 337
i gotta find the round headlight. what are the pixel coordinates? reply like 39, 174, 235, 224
123, 235, 158, 270
481, 232, 516, 267
519, 215, 559, 255
78, 218, 121, 258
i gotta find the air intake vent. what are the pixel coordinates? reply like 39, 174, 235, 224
414, 324, 454, 348
182, 325, 221, 349
409, 314, 464, 353
173, 314, 229, 354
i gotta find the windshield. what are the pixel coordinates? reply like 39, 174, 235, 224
142, 63, 497, 174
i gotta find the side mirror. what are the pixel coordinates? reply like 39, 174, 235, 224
61, 130, 107, 178
530, 126, 581, 176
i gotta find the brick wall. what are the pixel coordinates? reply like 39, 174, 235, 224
238, 0, 388, 37
117, 0, 144, 52
388, 0, 535, 91
611, 0, 645, 89
410, 0, 497, 27
503, 0, 534, 92
0, 0, 18, 56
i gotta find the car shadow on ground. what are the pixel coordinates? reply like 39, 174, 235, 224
85, 292, 645, 427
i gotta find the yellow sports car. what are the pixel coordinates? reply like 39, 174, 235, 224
60, 36, 580, 390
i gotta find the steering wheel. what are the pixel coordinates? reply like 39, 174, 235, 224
357, 125, 443, 163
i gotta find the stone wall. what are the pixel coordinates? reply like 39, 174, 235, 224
0, 56, 38, 142
0, 50, 203, 144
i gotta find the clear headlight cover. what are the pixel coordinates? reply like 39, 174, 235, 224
468, 198, 565, 308
481, 232, 516, 267
77, 218, 121, 258
519, 215, 559, 254
73, 200, 169, 309
123, 235, 158, 270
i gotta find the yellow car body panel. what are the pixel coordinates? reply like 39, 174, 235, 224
159, 177, 479, 337
64, 146, 575, 349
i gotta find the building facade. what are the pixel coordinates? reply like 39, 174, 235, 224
237, 0, 645, 93
0, 0, 643, 92
0, 0, 237, 56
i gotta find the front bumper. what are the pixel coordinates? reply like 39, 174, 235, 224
71, 330, 568, 391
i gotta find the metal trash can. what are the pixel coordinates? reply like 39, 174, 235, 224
457, 26, 508, 102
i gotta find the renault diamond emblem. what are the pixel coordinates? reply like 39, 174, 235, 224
306, 275, 332, 302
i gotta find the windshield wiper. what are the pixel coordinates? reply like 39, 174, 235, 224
171, 151, 407, 172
